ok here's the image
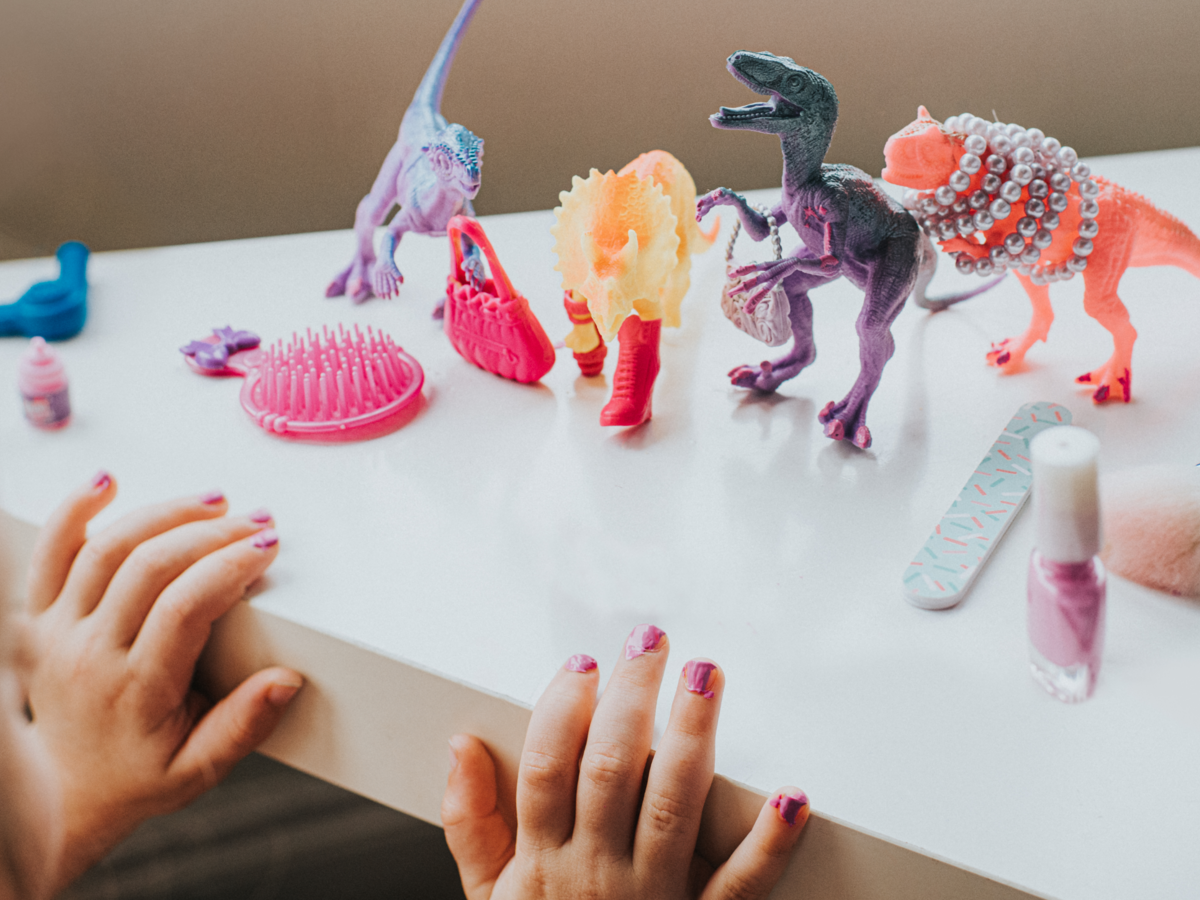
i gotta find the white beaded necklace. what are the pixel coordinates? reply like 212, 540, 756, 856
901, 114, 1100, 286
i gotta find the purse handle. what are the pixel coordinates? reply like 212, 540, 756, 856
724, 207, 783, 265
447, 215, 515, 303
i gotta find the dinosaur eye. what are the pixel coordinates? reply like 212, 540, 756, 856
785, 74, 805, 96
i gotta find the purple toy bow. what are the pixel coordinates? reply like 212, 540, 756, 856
180, 325, 261, 371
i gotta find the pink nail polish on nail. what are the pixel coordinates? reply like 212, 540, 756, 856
91, 470, 111, 491
770, 790, 810, 826
200, 490, 225, 505
249, 508, 272, 523
684, 660, 718, 699
251, 528, 279, 549
625, 624, 667, 660
565, 654, 598, 673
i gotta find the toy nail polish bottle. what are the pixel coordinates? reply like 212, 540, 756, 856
18, 337, 70, 429
1027, 426, 1106, 703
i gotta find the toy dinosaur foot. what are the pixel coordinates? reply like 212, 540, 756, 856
326, 264, 352, 298
985, 337, 1029, 370
1076, 363, 1132, 403
371, 263, 404, 300
819, 400, 872, 449
728, 362, 782, 393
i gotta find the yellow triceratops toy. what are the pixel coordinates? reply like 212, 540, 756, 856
552, 151, 717, 426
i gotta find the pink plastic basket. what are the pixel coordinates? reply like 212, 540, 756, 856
443, 216, 555, 384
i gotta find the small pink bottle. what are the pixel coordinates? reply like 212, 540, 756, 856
1027, 426, 1105, 703
18, 337, 71, 429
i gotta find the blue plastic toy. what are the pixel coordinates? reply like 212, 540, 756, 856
0, 242, 90, 341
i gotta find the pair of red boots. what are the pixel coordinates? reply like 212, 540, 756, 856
563, 294, 660, 427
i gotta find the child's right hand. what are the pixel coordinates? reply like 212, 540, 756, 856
443, 625, 809, 900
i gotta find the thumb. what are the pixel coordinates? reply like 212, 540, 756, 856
170, 667, 303, 796
442, 734, 515, 900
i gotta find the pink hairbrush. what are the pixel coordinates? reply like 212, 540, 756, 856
181, 324, 424, 441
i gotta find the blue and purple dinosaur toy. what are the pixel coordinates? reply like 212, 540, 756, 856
698, 52, 994, 449
327, 0, 484, 307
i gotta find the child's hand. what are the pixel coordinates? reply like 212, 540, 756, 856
442, 625, 809, 900
21, 472, 303, 891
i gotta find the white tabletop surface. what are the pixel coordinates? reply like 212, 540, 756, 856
3, 148, 1200, 900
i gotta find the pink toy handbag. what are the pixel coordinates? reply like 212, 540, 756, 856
444, 215, 556, 384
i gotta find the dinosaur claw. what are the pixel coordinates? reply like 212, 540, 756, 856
1092, 384, 1110, 403
818, 401, 836, 423
853, 425, 872, 449
996, 351, 1011, 366
824, 419, 845, 441
1076, 372, 1093, 383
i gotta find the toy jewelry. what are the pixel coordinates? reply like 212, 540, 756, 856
19, 337, 70, 429
552, 150, 716, 427
696, 52, 992, 449
720, 211, 791, 346
182, 324, 423, 440
903, 401, 1072, 610
0, 242, 89, 341
443, 215, 556, 384
326, 0, 484, 306
884, 108, 1200, 403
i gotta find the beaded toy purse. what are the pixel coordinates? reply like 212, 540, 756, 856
720, 212, 791, 347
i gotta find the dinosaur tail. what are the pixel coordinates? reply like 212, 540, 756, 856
1125, 186, 1200, 279
910, 232, 1005, 312
411, 0, 484, 115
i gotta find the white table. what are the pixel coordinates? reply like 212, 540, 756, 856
4, 148, 1200, 900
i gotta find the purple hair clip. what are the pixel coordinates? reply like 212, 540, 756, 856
180, 325, 261, 371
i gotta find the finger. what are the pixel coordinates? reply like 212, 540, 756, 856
443, 734, 516, 900
98, 510, 274, 646
26, 471, 116, 613
699, 787, 810, 900
129, 528, 278, 689
634, 659, 723, 877
58, 490, 230, 618
169, 666, 303, 800
516, 654, 599, 852
575, 624, 669, 856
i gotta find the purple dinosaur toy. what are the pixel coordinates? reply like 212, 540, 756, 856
327, 0, 484, 306
697, 52, 996, 449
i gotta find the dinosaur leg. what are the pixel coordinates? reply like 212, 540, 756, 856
818, 242, 913, 449
729, 266, 826, 392
1076, 241, 1138, 403
329, 165, 400, 301
986, 273, 1054, 370
371, 216, 412, 300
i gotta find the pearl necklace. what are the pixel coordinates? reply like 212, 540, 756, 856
901, 114, 1100, 285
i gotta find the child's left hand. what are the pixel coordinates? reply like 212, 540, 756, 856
20, 472, 303, 891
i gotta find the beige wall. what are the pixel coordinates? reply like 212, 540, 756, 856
2, 0, 1198, 261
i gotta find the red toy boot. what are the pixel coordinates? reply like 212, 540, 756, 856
599, 315, 661, 427
563, 292, 607, 376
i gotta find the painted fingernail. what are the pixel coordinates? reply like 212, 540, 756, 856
251, 528, 279, 549
200, 490, 225, 505
625, 624, 667, 660
684, 660, 718, 699
266, 676, 303, 707
249, 508, 273, 523
91, 470, 112, 491
565, 654, 598, 673
770, 790, 810, 827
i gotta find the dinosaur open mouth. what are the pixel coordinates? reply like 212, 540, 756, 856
715, 93, 802, 124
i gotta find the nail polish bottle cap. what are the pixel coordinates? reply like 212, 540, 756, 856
1030, 426, 1101, 563
18, 337, 67, 396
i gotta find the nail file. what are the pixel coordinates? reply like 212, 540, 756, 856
903, 401, 1073, 610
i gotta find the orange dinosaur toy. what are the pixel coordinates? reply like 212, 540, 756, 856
552, 151, 716, 426
883, 108, 1200, 402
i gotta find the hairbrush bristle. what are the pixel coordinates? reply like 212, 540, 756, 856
244, 324, 421, 434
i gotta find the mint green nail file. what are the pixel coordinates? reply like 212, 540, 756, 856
903, 401, 1073, 610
